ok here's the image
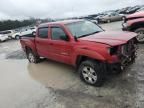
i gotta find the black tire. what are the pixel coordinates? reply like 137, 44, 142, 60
26, 49, 40, 63
135, 28, 144, 43
15, 35, 20, 40
121, 16, 125, 20
78, 60, 106, 87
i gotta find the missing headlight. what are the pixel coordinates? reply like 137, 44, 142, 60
109, 46, 119, 55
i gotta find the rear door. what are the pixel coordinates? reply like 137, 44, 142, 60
35, 27, 50, 57
48, 25, 73, 64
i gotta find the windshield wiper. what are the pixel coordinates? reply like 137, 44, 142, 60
78, 31, 101, 38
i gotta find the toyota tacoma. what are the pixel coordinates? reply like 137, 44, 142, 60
20, 20, 137, 86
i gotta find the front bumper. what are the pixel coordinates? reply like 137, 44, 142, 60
107, 54, 136, 73
107, 41, 137, 73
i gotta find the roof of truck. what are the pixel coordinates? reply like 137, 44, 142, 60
38, 19, 83, 27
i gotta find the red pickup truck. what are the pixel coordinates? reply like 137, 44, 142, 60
20, 20, 137, 86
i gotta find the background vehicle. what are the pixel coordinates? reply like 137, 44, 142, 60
12, 27, 36, 39
122, 11, 144, 42
0, 32, 9, 42
0, 30, 14, 39
20, 20, 137, 87
79, 16, 98, 24
94, 14, 106, 23
137, 7, 144, 12
125, 6, 140, 14
99, 12, 125, 23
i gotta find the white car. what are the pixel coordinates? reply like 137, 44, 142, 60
12, 27, 36, 39
0, 34, 9, 42
11, 32, 21, 39
0, 30, 15, 39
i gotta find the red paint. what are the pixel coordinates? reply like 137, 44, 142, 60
123, 11, 144, 29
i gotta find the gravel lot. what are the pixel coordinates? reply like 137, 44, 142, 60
0, 21, 144, 108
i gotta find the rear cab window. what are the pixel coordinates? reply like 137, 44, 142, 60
38, 27, 49, 38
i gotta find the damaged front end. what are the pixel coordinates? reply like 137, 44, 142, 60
107, 38, 138, 74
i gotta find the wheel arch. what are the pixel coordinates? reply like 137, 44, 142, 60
75, 54, 106, 68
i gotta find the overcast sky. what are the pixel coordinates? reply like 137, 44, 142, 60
0, 0, 143, 20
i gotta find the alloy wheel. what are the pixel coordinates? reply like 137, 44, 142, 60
136, 30, 144, 42
82, 66, 97, 84
28, 52, 35, 63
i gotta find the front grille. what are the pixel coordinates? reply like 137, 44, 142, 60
119, 39, 137, 67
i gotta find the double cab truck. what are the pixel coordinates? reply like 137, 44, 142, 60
122, 11, 144, 43
20, 20, 137, 86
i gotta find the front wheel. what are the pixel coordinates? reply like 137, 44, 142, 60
135, 28, 144, 43
78, 60, 106, 87
26, 50, 40, 63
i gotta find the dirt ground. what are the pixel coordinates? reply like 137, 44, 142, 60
0, 21, 144, 108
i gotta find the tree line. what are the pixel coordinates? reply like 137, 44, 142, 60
0, 18, 54, 31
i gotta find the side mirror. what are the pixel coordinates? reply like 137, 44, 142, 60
32, 32, 36, 36
60, 35, 69, 41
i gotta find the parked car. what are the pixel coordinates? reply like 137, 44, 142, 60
84, 18, 98, 24
0, 33, 9, 42
20, 20, 137, 87
122, 11, 144, 42
0, 30, 14, 39
136, 7, 144, 12
118, 7, 131, 14
99, 12, 125, 23
12, 27, 36, 39
89, 19, 98, 24
125, 6, 140, 14
94, 14, 106, 23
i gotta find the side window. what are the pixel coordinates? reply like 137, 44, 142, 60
51, 27, 68, 40
38, 27, 48, 38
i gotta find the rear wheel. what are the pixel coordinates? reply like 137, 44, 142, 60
26, 49, 40, 63
78, 60, 106, 87
135, 28, 144, 43
15, 35, 20, 40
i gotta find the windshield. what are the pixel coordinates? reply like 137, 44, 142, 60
66, 21, 103, 38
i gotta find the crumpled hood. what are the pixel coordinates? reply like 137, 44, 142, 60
79, 31, 137, 46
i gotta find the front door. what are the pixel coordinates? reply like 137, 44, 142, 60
48, 26, 73, 64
